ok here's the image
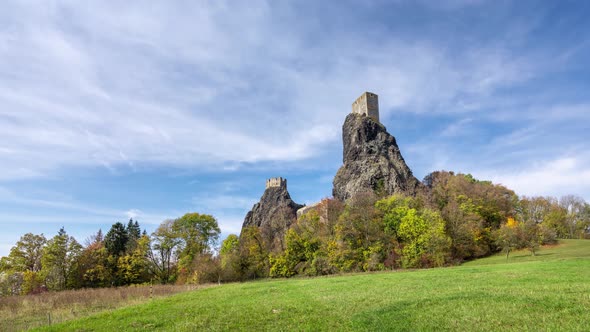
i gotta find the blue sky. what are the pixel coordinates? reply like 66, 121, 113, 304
1, 0, 590, 256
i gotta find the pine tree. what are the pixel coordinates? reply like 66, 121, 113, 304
104, 222, 128, 257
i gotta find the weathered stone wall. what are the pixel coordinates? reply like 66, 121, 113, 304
351, 92, 379, 123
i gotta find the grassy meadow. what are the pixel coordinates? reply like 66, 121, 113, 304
0, 285, 200, 332
18, 240, 590, 331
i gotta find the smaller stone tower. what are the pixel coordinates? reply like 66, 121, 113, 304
266, 177, 287, 189
352, 92, 379, 123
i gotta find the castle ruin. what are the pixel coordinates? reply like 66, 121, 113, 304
266, 177, 287, 189
352, 92, 379, 123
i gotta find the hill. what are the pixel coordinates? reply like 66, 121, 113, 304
34, 239, 590, 331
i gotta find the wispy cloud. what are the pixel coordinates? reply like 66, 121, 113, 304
440, 118, 473, 137
475, 155, 590, 201
0, 1, 551, 180
0, 186, 170, 225
1, 1, 589, 255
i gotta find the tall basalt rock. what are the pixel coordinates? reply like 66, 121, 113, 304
332, 113, 420, 201
241, 180, 303, 249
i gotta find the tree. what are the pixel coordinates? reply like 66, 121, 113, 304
423, 171, 518, 261
22, 270, 45, 294
117, 235, 151, 285
518, 220, 540, 256
7, 233, 47, 272
41, 228, 83, 290
494, 217, 520, 259
238, 227, 269, 279
104, 222, 129, 257
148, 220, 181, 284
220, 234, 239, 256
397, 208, 450, 268
270, 212, 324, 277
0, 271, 24, 296
126, 219, 142, 252
518, 196, 553, 225
219, 234, 240, 281
560, 195, 586, 238
330, 192, 388, 272
77, 238, 109, 288
172, 213, 220, 281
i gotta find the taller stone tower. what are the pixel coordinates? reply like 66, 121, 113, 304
351, 92, 379, 123
333, 92, 420, 201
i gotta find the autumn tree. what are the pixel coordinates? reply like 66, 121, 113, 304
77, 231, 109, 288
117, 235, 151, 285
494, 217, 520, 259
424, 171, 517, 261
560, 195, 588, 239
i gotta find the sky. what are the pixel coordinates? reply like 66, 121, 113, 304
1, 0, 590, 257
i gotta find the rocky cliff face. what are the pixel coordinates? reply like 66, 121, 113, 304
333, 113, 420, 201
241, 184, 303, 248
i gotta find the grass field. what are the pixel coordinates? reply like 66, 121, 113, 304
0, 285, 199, 332
30, 240, 590, 331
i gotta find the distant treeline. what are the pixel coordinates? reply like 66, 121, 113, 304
1, 171, 589, 295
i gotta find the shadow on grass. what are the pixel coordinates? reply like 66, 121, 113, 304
510, 252, 555, 259
350, 291, 568, 331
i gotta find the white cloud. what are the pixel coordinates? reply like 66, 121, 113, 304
125, 209, 141, 219
0, 1, 545, 181
475, 156, 590, 201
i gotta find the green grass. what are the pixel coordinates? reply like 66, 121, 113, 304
35, 240, 590, 331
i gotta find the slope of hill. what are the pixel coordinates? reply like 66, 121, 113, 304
35, 240, 590, 331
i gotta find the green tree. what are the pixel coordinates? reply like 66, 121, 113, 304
219, 234, 240, 281
238, 227, 269, 280
126, 219, 142, 252
104, 222, 129, 257
270, 212, 323, 278
21, 270, 45, 294
41, 228, 83, 290
375, 195, 415, 238
220, 234, 239, 256
397, 208, 450, 268
330, 192, 387, 272
148, 220, 181, 284
172, 213, 220, 281
7, 233, 47, 272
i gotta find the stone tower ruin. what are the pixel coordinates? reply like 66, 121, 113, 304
266, 177, 287, 189
351, 92, 379, 123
